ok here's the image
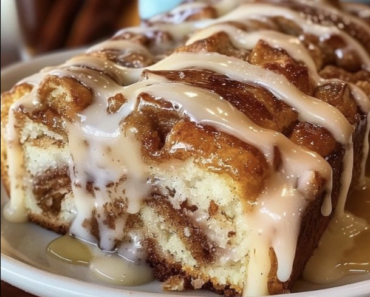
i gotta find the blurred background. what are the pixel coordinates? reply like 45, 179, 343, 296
0, 0, 189, 68
1, 0, 140, 67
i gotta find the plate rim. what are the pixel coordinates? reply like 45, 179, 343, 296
2, 251, 370, 297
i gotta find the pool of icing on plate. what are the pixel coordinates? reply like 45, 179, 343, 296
303, 177, 370, 284
46, 234, 153, 286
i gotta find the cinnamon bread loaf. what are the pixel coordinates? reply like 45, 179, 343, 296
1, 0, 369, 296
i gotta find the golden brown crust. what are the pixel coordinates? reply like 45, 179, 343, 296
248, 40, 314, 95
37, 75, 93, 121
176, 32, 251, 61
289, 122, 339, 158
88, 49, 154, 68
314, 82, 359, 125
143, 68, 299, 134
160, 121, 270, 199
319, 66, 370, 97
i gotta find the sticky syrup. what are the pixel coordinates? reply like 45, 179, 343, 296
47, 235, 93, 265
303, 176, 370, 284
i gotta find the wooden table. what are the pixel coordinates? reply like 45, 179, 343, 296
1, 281, 36, 297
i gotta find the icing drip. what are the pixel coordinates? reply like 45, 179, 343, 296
3, 107, 28, 223
246, 173, 309, 295
360, 113, 370, 186
46, 68, 151, 250
68, 122, 150, 250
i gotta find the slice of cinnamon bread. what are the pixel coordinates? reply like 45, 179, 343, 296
1, 0, 369, 296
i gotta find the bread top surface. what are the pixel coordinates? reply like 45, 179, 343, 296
1, 0, 370, 296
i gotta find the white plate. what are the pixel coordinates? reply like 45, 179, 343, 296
1, 50, 370, 297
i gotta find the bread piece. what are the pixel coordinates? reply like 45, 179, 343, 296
1, 0, 369, 296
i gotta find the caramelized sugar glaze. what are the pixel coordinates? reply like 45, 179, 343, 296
1, 0, 370, 296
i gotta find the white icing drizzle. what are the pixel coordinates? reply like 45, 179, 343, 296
114, 2, 370, 72
149, 2, 210, 23
295, 0, 370, 36
186, 25, 317, 73
342, 2, 370, 19
218, 3, 370, 71
246, 173, 309, 295
114, 17, 217, 51
73, 23, 370, 119
47, 68, 150, 251
49, 67, 124, 101
17, 71, 50, 87
212, 0, 245, 16
68, 122, 150, 251
150, 52, 353, 145
87, 40, 153, 57
68, 25, 370, 118
62, 55, 141, 86
336, 137, 354, 216
359, 112, 370, 187
348, 85, 370, 115
118, 230, 148, 263
3, 107, 28, 223
112, 0, 370, 73
135, 83, 329, 168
